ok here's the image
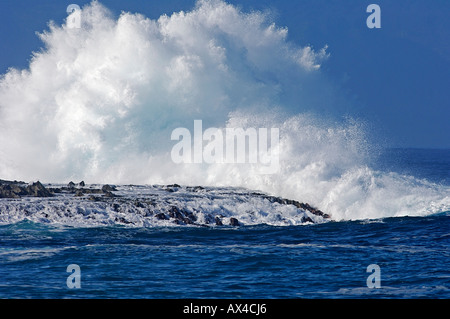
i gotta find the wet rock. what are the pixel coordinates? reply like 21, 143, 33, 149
134, 200, 145, 208
74, 189, 85, 197
187, 186, 205, 192
230, 217, 240, 226
297, 202, 330, 219
0, 179, 24, 185
68, 181, 76, 188
0, 180, 53, 198
163, 184, 181, 192
172, 219, 184, 225
115, 217, 132, 224
26, 181, 52, 197
79, 181, 85, 187
102, 184, 117, 192
155, 213, 168, 220
301, 216, 314, 223
263, 195, 330, 219
182, 217, 194, 225
49, 187, 62, 194
103, 190, 116, 198
168, 206, 197, 225
184, 210, 197, 223
0, 185, 18, 198
0, 184, 25, 198
215, 217, 223, 226
168, 206, 183, 219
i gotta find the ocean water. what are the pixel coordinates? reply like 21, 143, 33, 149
0, 148, 448, 299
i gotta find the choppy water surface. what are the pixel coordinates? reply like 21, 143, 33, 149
0, 214, 448, 299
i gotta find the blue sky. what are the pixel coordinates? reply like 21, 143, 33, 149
0, 0, 449, 148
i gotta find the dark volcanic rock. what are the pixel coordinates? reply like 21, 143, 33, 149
186, 186, 205, 192
168, 206, 183, 219
74, 189, 85, 197
155, 212, 168, 220
215, 217, 223, 226
0, 180, 30, 198
26, 181, 52, 197
49, 187, 62, 194
103, 190, 117, 198
0, 180, 52, 198
0, 179, 24, 185
115, 217, 132, 224
301, 216, 314, 223
47, 183, 116, 198
134, 200, 146, 208
167, 206, 197, 225
0, 184, 22, 198
262, 195, 330, 219
163, 184, 181, 192
102, 184, 117, 192
230, 217, 240, 226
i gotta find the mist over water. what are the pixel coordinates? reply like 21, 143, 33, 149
0, 0, 448, 221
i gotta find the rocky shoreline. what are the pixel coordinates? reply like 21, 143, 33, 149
0, 180, 52, 198
0, 179, 330, 227
0, 179, 116, 199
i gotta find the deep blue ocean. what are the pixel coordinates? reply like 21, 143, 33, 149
0, 148, 449, 299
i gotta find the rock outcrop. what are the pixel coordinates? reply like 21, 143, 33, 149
0, 180, 52, 198
0, 180, 330, 227
0, 180, 118, 199
229, 217, 240, 226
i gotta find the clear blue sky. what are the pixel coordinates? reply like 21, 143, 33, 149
1, 0, 449, 148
